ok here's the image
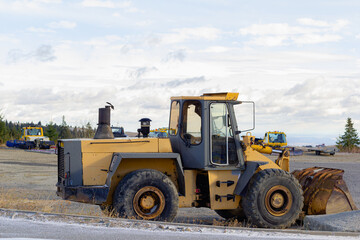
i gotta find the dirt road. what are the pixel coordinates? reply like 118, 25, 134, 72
0, 148, 359, 226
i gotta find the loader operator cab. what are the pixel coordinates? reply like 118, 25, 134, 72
168, 93, 246, 170
264, 131, 287, 147
24, 128, 42, 136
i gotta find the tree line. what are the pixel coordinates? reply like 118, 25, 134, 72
0, 114, 95, 144
1, 113, 359, 152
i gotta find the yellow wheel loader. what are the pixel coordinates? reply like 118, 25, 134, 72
6, 126, 55, 149
256, 131, 287, 148
254, 131, 303, 156
56, 93, 357, 228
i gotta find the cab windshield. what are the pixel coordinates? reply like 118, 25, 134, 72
26, 128, 42, 136
268, 133, 286, 143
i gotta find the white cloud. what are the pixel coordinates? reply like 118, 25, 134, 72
292, 34, 342, 44
202, 46, 229, 53
26, 21, 76, 34
161, 27, 221, 44
34, 0, 62, 3
252, 77, 360, 137
356, 34, 360, 39
240, 19, 348, 46
82, 0, 119, 8
81, 0, 138, 12
240, 23, 316, 36
7, 45, 56, 63
298, 19, 349, 31
162, 76, 205, 88
251, 35, 289, 47
0, 34, 19, 44
48, 20, 76, 29
297, 18, 330, 27
332, 19, 349, 31
127, 66, 157, 79
134, 20, 153, 27
163, 49, 186, 62
0, 0, 61, 14
27, 27, 55, 33
84, 35, 123, 46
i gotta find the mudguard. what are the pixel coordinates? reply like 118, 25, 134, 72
106, 152, 185, 196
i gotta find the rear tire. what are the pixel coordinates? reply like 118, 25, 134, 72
242, 169, 303, 228
113, 169, 178, 222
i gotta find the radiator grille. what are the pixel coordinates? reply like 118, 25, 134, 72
58, 146, 64, 179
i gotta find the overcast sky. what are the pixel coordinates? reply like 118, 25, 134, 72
0, 0, 359, 144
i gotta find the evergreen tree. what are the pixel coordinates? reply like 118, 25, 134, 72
59, 116, 72, 139
8, 122, 21, 139
84, 122, 95, 138
45, 121, 59, 142
336, 117, 360, 151
72, 126, 79, 138
0, 114, 7, 144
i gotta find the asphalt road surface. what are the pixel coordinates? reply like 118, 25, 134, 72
0, 216, 358, 240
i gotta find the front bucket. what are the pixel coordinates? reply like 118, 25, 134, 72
292, 167, 358, 215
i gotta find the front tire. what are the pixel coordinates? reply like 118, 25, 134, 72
113, 169, 178, 222
242, 169, 303, 228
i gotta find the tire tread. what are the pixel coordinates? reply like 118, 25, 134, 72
242, 169, 303, 228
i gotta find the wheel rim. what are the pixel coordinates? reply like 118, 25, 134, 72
264, 185, 292, 216
133, 186, 165, 220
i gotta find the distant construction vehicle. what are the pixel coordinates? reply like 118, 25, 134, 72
6, 126, 55, 149
149, 127, 169, 138
111, 126, 127, 138
257, 131, 287, 148
255, 131, 303, 156
307, 144, 336, 156
56, 93, 357, 229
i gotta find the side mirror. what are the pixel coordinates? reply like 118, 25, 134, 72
237, 101, 255, 132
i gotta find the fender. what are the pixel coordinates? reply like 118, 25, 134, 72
233, 161, 267, 196
105, 152, 185, 195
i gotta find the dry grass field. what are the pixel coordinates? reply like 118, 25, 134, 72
0, 147, 359, 226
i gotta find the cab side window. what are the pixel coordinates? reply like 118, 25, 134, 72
181, 101, 202, 145
210, 103, 237, 165
169, 101, 180, 135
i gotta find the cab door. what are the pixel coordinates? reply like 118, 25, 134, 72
210, 103, 238, 166
178, 100, 205, 168
169, 100, 205, 169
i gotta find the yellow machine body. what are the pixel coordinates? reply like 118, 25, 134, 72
75, 136, 283, 209
80, 138, 172, 186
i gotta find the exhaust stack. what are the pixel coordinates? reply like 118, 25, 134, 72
94, 103, 114, 139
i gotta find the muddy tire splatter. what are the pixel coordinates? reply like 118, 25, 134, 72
215, 206, 246, 221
